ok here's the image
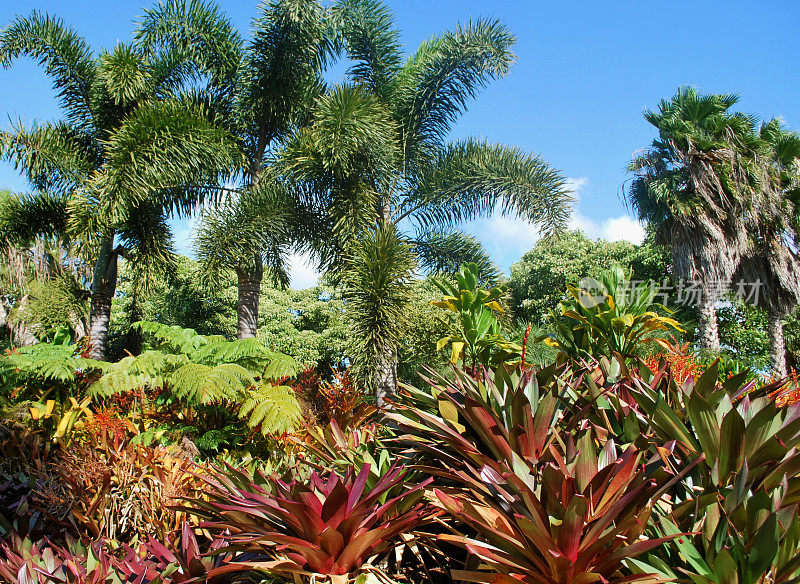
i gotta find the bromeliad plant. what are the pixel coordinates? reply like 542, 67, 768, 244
0, 534, 118, 584
188, 463, 435, 582
390, 363, 563, 473
391, 363, 684, 584
539, 265, 683, 360
433, 262, 522, 370
435, 439, 681, 584
625, 361, 800, 584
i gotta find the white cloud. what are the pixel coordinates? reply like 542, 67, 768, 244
287, 251, 320, 289
569, 211, 645, 244
564, 176, 589, 203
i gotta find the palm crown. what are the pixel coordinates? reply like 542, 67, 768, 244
137, 0, 334, 339
0, 10, 241, 357
626, 87, 767, 349
271, 0, 571, 394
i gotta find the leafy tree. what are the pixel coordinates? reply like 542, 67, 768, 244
626, 87, 765, 351
278, 0, 571, 397
109, 256, 237, 359
397, 278, 453, 385
258, 285, 349, 375
0, 11, 240, 358
137, 0, 332, 339
0, 190, 91, 346
508, 229, 670, 324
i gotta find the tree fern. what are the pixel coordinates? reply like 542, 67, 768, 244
194, 337, 271, 367
170, 362, 254, 405
261, 352, 299, 381
1, 342, 105, 385
132, 321, 208, 354
86, 351, 187, 398
238, 381, 302, 436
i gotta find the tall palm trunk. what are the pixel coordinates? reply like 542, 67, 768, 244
698, 293, 720, 351
88, 235, 119, 359
375, 347, 398, 409
768, 307, 787, 378
236, 259, 263, 340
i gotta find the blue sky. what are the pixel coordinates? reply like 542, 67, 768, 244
1, 0, 799, 288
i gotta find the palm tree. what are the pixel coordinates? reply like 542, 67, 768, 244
136, 0, 332, 339
735, 120, 800, 376
194, 183, 294, 339
0, 11, 240, 358
626, 87, 764, 350
277, 0, 571, 400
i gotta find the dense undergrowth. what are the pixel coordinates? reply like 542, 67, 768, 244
2, 265, 800, 584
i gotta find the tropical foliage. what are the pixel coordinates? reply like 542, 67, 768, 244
1, 2, 800, 584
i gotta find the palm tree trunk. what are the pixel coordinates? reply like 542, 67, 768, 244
698, 294, 720, 351
88, 235, 119, 360
375, 347, 398, 409
768, 308, 787, 378
236, 260, 263, 340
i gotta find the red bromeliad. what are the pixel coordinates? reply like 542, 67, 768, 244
190, 463, 435, 581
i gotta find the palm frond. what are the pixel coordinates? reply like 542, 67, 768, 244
333, 0, 402, 100
96, 43, 151, 107
0, 11, 96, 129
393, 18, 515, 159
135, 0, 242, 97
0, 190, 69, 249
239, 0, 332, 165
277, 84, 397, 251
194, 181, 293, 288
407, 139, 570, 236
411, 228, 500, 284
0, 121, 100, 194
102, 99, 242, 214
117, 201, 177, 290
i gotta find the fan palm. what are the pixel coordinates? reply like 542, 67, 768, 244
137, 0, 333, 339
626, 87, 764, 350
0, 11, 240, 358
735, 120, 800, 376
277, 0, 571, 399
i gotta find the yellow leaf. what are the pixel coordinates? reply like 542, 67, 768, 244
45, 400, 55, 416
29, 406, 42, 420
450, 341, 465, 364
484, 301, 505, 314
438, 399, 465, 433
436, 337, 452, 351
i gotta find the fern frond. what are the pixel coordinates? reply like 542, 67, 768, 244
238, 382, 302, 437
1, 343, 105, 384
193, 337, 268, 365
169, 362, 253, 405
194, 336, 298, 379
86, 351, 187, 397
133, 320, 208, 354
262, 352, 299, 381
